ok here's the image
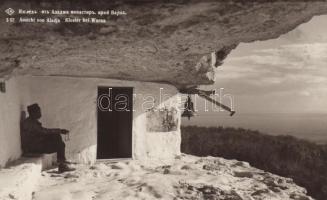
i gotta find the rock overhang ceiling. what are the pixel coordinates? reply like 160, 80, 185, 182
1, 0, 327, 89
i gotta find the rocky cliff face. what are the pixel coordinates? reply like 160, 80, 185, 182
1, 0, 327, 88
181, 126, 327, 200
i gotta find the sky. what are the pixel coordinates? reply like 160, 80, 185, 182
210, 15, 327, 114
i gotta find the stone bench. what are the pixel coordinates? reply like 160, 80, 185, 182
0, 153, 56, 200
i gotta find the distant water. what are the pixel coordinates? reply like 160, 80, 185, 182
182, 113, 327, 144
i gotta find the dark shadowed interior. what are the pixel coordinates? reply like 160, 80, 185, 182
97, 87, 133, 159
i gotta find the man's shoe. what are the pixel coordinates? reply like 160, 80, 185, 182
62, 160, 77, 165
58, 163, 75, 173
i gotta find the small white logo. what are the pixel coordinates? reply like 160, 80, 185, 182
5, 8, 15, 16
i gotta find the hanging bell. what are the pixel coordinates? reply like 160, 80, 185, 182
182, 95, 195, 120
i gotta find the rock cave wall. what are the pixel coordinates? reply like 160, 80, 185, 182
0, 78, 22, 167
0, 75, 182, 166
1, 1, 327, 88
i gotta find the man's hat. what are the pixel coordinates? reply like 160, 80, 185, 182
27, 103, 40, 114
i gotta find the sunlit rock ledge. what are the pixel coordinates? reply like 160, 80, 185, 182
31, 155, 314, 200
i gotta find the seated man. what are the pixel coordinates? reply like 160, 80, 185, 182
21, 103, 75, 173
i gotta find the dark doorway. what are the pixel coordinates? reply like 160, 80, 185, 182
97, 87, 133, 159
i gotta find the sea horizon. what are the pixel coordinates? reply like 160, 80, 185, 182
182, 112, 327, 145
